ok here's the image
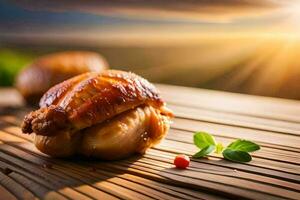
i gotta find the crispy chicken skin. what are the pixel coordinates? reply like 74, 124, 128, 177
21, 70, 173, 159
16, 51, 108, 105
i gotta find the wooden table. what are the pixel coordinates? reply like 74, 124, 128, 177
0, 85, 299, 200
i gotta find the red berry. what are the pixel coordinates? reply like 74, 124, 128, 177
174, 154, 190, 169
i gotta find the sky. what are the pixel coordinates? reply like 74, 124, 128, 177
0, 0, 300, 99
0, 0, 299, 46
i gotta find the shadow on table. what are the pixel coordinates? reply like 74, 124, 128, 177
0, 138, 143, 199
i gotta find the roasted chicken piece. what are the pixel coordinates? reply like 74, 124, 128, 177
15, 51, 108, 105
22, 70, 173, 159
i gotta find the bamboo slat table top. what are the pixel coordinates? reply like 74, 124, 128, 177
0, 85, 299, 200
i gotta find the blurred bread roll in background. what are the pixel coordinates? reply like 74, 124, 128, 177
15, 51, 108, 105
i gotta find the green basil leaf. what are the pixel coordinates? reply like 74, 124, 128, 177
227, 139, 260, 152
193, 145, 215, 158
193, 132, 216, 149
222, 149, 252, 163
215, 142, 224, 154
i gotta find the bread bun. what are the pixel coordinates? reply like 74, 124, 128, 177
21, 70, 173, 159
15, 51, 108, 105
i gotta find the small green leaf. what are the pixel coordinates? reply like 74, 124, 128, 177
227, 139, 260, 152
193, 132, 216, 149
222, 149, 252, 163
193, 145, 215, 158
215, 143, 224, 154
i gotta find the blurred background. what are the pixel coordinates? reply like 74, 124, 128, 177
1, 0, 300, 100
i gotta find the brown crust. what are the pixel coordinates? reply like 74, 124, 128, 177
22, 70, 165, 136
22, 105, 69, 136
39, 73, 93, 108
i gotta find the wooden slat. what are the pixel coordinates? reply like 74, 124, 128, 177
168, 104, 300, 135
0, 171, 37, 200
0, 86, 300, 200
172, 118, 300, 149
1, 122, 298, 199
157, 84, 300, 123
0, 129, 227, 200
0, 183, 18, 200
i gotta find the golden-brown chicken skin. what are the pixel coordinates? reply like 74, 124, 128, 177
15, 51, 108, 105
22, 70, 173, 159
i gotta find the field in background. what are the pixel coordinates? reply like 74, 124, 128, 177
0, 49, 34, 86
1, 35, 300, 100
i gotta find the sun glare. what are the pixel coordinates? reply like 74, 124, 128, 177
286, 4, 300, 33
